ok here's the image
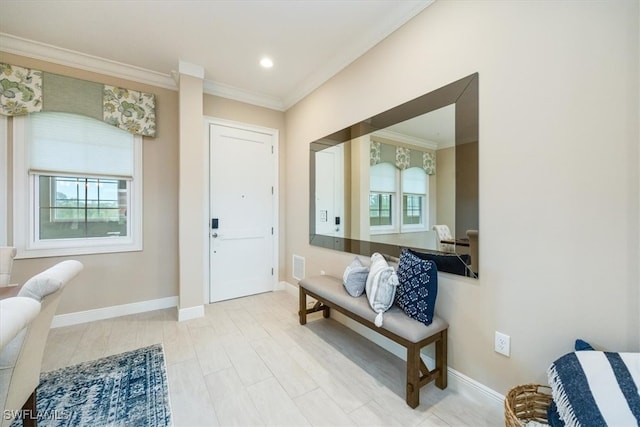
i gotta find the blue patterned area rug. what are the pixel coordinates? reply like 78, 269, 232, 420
11, 344, 172, 427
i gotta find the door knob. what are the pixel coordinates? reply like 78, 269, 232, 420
211, 232, 218, 238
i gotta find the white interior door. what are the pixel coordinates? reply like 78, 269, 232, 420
209, 122, 275, 302
315, 145, 344, 237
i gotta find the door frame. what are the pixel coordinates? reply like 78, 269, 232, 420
203, 116, 279, 304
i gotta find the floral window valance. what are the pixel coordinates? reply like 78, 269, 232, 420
0, 63, 156, 137
370, 140, 436, 175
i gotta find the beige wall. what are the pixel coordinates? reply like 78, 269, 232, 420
284, 0, 639, 395
1, 52, 180, 315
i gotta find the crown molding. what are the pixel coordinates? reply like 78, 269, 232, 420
0, 31, 304, 113
1, 32, 287, 110
282, 0, 434, 109
372, 129, 439, 150
178, 60, 205, 79
203, 80, 285, 111
1, 0, 432, 113
0, 33, 177, 90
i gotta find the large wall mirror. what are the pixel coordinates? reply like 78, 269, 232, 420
309, 73, 479, 278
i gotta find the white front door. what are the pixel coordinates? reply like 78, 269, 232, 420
209, 122, 276, 302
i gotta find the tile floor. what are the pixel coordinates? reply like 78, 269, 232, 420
43, 290, 503, 426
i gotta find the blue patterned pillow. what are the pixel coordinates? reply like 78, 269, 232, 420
395, 248, 438, 326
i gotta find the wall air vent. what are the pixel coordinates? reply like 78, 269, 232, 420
292, 255, 305, 281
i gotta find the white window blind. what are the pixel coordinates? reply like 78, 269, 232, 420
370, 162, 396, 192
28, 112, 134, 178
402, 167, 427, 194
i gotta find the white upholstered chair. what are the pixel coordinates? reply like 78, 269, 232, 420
0, 247, 17, 287
0, 297, 41, 427
0, 260, 83, 427
0, 298, 40, 350
432, 224, 455, 253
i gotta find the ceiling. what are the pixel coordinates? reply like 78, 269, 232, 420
0, 0, 433, 111
387, 104, 455, 148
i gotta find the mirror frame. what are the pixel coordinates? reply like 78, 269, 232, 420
309, 72, 479, 277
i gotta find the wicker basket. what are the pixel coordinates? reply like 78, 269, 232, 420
504, 384, 553, 426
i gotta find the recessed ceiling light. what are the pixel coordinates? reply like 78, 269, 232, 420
260, 57, 274, 68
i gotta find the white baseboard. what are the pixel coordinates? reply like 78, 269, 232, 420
283, 280, 504, 408
177, 304, 205, 322
447, 366, 505, 405
284, 281, 298, 297
52, 296, 179, 328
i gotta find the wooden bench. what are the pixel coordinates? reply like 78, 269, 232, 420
298, 275, 448, 408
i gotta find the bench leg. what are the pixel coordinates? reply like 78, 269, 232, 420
323, 305, 330, 318
435, 329, 448, 389
298, 286, 307, 325
406, 344, 420, 409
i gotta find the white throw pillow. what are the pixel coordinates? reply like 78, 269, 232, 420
365, 252, 399, 327
343, 257, 369, 297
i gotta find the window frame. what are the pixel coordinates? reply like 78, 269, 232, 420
369, 163, 398, 234
13, 115, 143, 258
0, 116, 7, 246
369, 162, 429, 235
369, 192, 394, 228
400, 167, 429, 232
402, 193, 425, 226
45, 176, 123, 224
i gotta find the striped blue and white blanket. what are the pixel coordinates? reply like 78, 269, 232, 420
548, 351, 640, 426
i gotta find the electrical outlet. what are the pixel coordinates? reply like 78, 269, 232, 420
495, 331, 510, 357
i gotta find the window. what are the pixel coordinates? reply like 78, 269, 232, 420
369, 163, 397, 231
369, 162, 428, 234
13, 112, 142, 258
403, 194, 423, 224
38, 176, 127, 239
369, 193, 393, 226
401, 167, 427, 229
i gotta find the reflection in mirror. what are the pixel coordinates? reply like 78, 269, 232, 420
310, 73, 478, 277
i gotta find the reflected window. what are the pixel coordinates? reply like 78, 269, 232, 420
370, 163, 397, 229
370, 193, 392, 226
370, 163, 429, 232
403, 194, 423, 224
401, 167, 428, 229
